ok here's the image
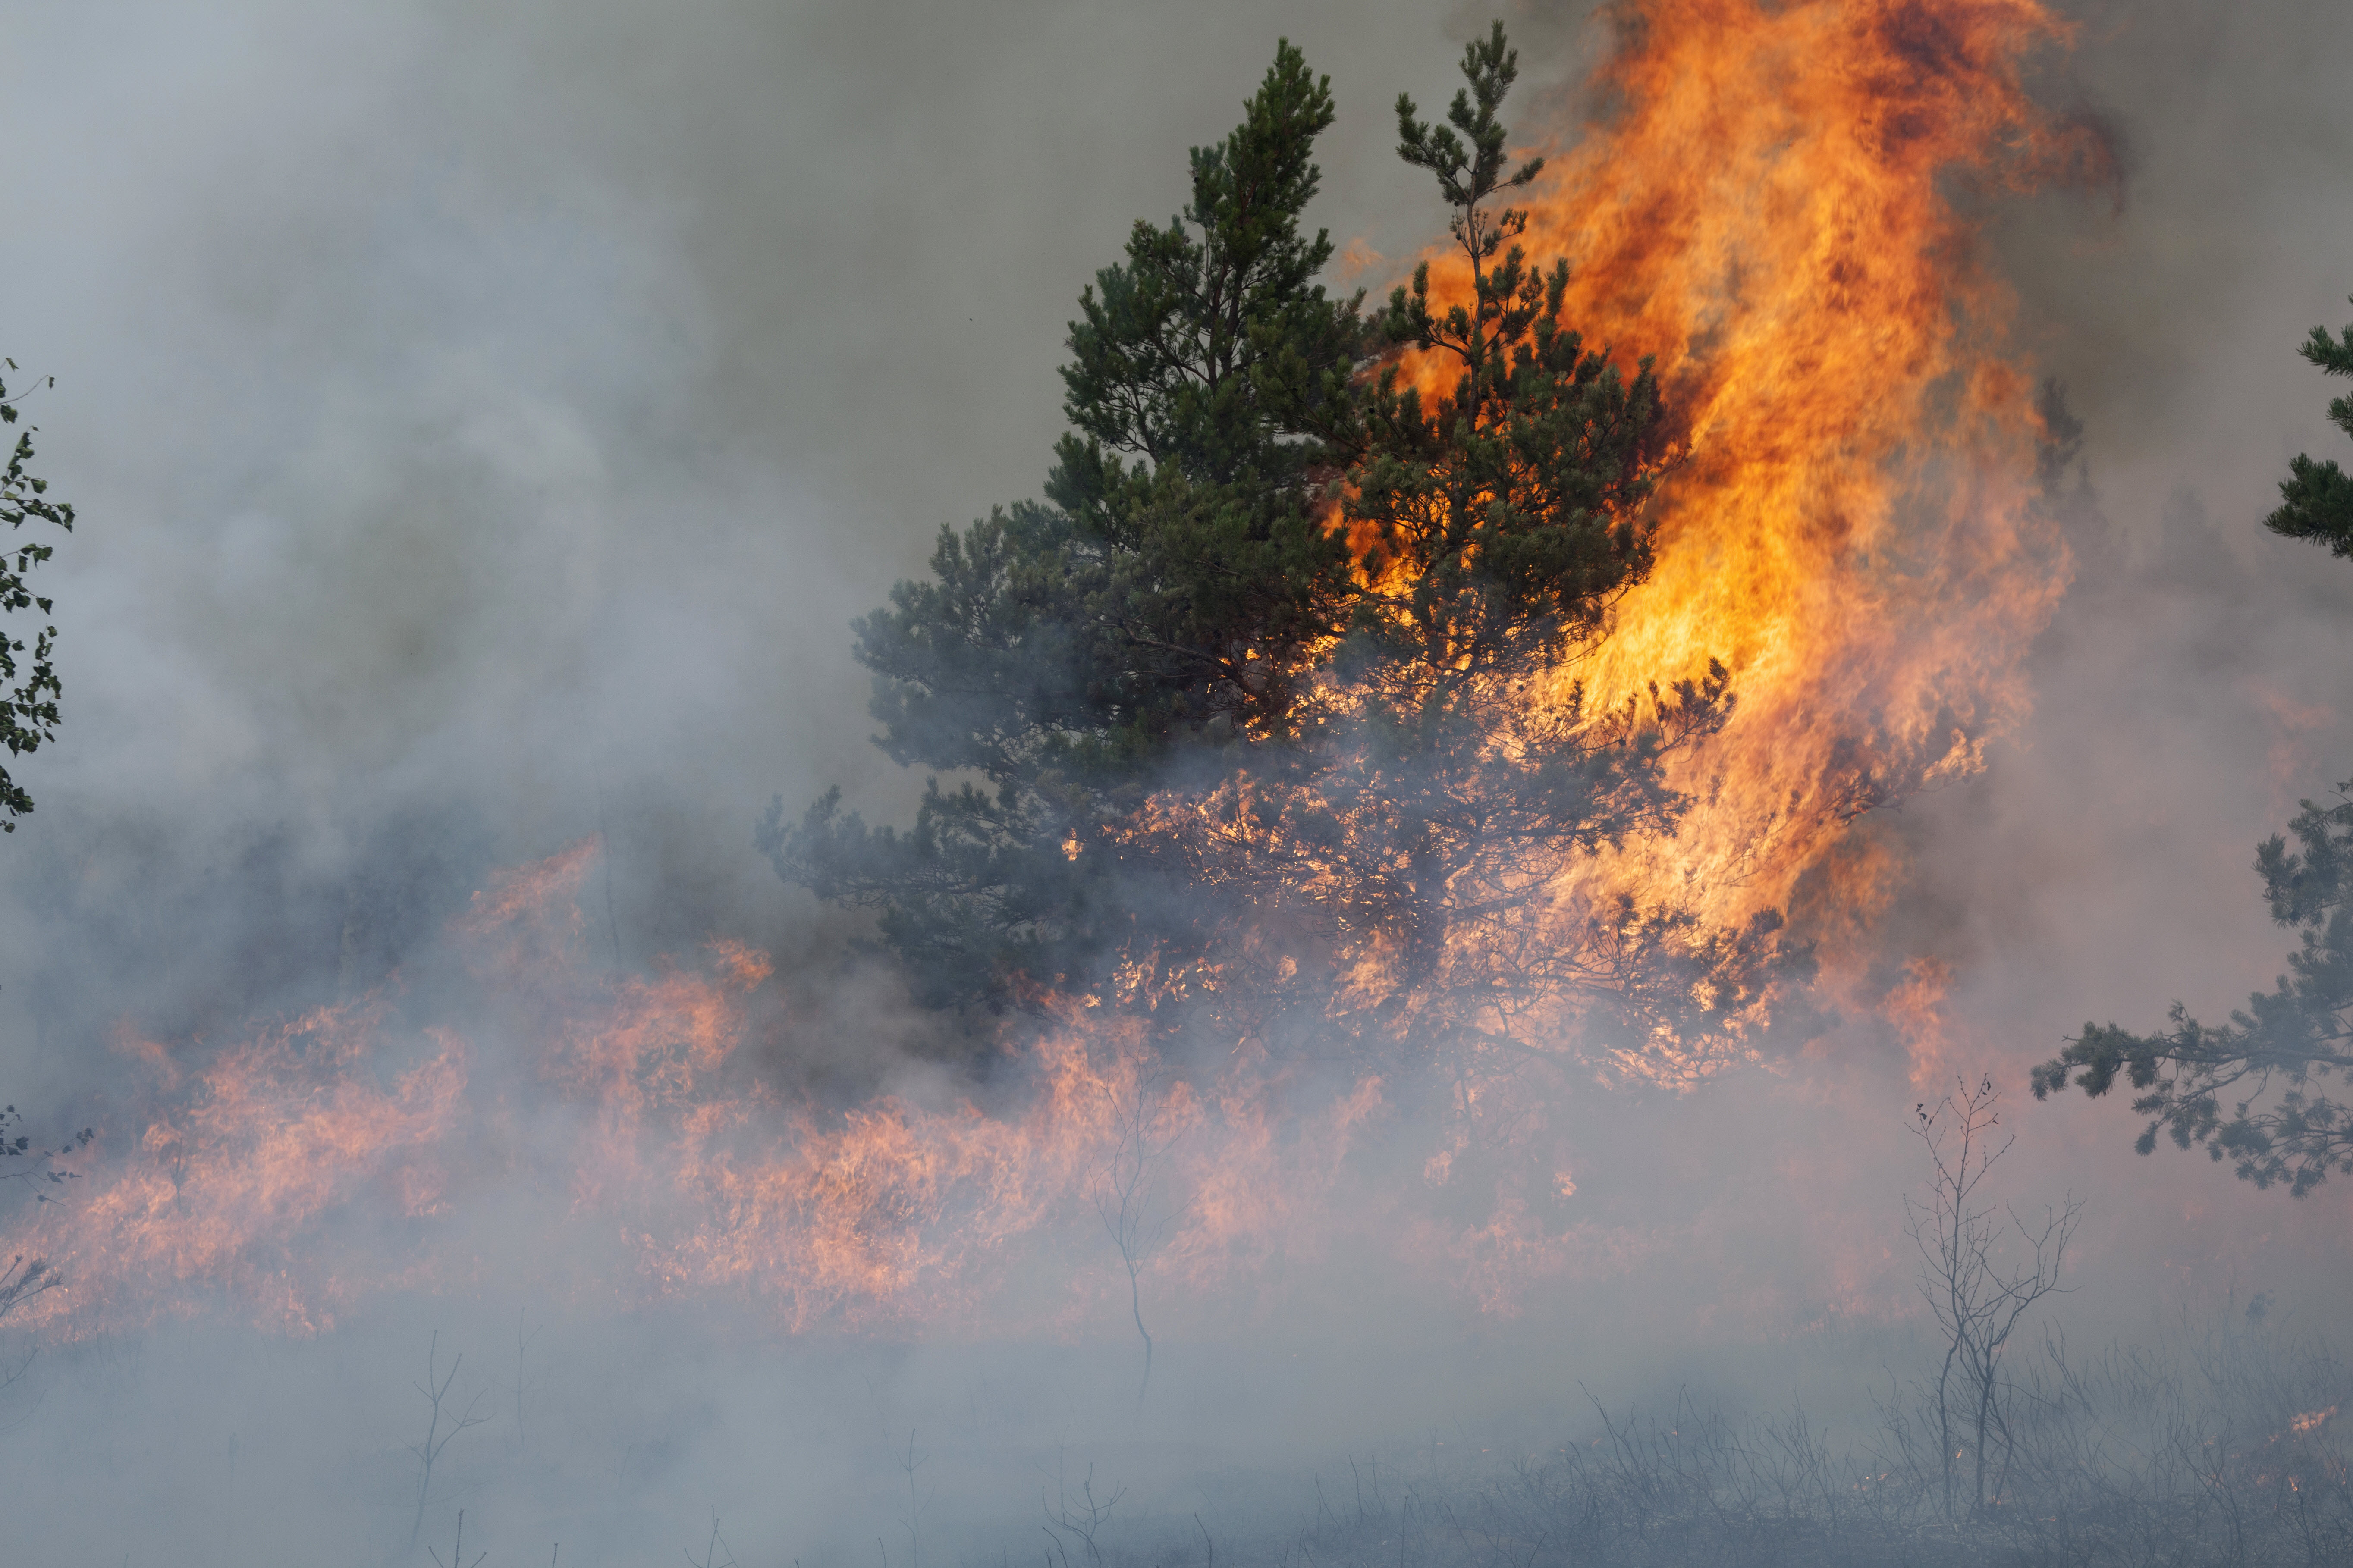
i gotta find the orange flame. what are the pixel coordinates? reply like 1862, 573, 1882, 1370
1507, 0, 2104, 929
10, 850, 1406, 1339
13, 1001, 467, 1335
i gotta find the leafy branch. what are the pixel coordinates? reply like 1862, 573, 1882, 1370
0, 362, 73, 828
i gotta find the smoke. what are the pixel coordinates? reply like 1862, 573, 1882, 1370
0, 0, 1572, 1056
0, 0, 2350, 1561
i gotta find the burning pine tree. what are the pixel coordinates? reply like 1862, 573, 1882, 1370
763, 28, 1802, 1079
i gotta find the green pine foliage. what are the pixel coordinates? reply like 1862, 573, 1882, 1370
0, 364, 73, 829
765, 29, 1800, 1059
2033, 781, 2353, 1195
2035, 300, 2353, 1194
763, 41, 1364, 1009
2263, 299, 2353, 557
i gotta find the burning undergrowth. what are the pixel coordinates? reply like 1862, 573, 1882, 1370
6, 840, 1610, 1340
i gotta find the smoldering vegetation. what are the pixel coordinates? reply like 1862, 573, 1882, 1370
4, 1292, 2347, 1565
1025, 1329, 2353, 1568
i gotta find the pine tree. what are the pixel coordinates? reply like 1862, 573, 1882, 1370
766, 29, 1799, 1065
1139, 24, 1790, 1063
2263, 299, 2353, 557
0, 363, 73, 829
2031, 784, 2353, 1195
2035, 300, 2353, 1193
761, 41, 1364, 1010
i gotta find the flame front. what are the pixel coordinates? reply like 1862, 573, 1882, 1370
10, 850, 1393, 1338
6, 0, 2108, 1340
1511, 0, 2099, 926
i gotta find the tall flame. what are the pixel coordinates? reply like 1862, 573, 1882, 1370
1508, 0, 2104, 928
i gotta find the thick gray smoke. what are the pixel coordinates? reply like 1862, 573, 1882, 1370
0, 0, 2349, 1562
0, 0, 1591, 1057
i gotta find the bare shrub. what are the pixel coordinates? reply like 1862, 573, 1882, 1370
1903, 1071, 2082, 1518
